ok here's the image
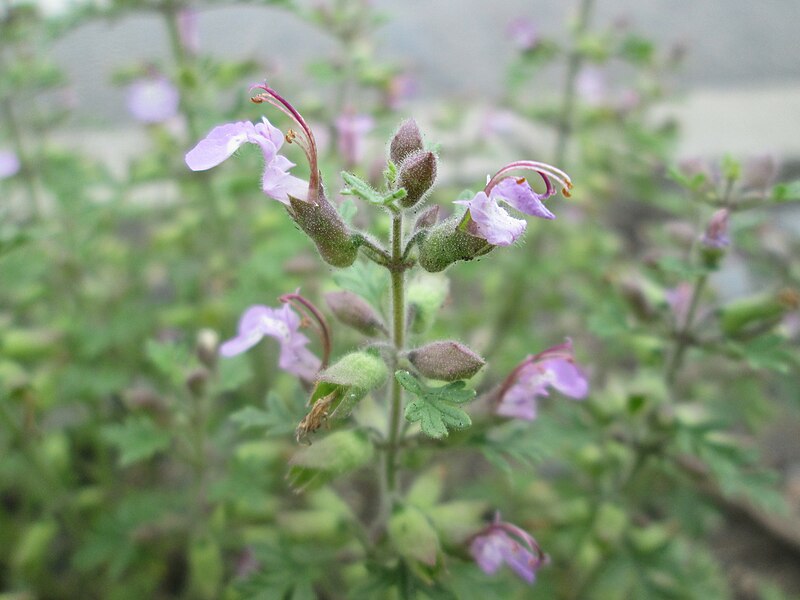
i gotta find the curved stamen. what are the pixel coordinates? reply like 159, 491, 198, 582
251, 83, 320, 201
279, 292, 332, 368
486, 160, 573, 198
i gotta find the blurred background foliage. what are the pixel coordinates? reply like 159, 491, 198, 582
1, 0, 799, 599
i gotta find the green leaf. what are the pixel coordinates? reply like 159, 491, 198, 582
396, 371, 474, 439
101, 416, 171, 466
332, 260, 388, 311
771, 180, 800, 202
340, 171, 384, 204
228, 392, 301, 437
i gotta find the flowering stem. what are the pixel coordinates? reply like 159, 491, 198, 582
554, 0, 595, 165
665, 274, 707, 387
385, 210, 406, 498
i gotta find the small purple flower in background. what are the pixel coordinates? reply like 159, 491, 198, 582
384, 72, 418, 110
507, 17, 539, 51
456, 160, 571, 247
335, 112, 374, 167
185, 118, 308, 203
480, 109, 517, 138
220, 303, 320, 380
496, 339, 588, 421
0, 150, 21, 180
576, 67, 608, 107
700, 208, 730, 249
127, 76, 180, 124
177, 8, 200, 56
470, 514, 547, 584
665, 282, 693, 326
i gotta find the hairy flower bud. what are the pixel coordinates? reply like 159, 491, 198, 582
389, 505, 440, 566
288, 187, 359, 267
406, 340, 485, 381
389, 118, 424, 164
398, 151, 437, 208
417, 215, 493, 272
185, 366, 209, 397
324, 290, 387, 337
413, 205, 440, 232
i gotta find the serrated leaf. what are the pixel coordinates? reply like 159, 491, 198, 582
229, 393, 301, 437
396, 371, 474, 439
101, 416, 171, 466
332, 261, 388, 311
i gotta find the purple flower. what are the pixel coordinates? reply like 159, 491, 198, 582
127, 77, 180, 124
455, 191, 526, 246
470, 515, 547, 584
700, 208, 730, 249
496, 339, 588, 421
507, 18, 539, 51
665, 282, 692, 325
185, 118, 308, 204
220, 303, 320, 380
385, 73, 418, 110
0, 150, 21, 180
455, 160, 570, 247
576, 67, 608, 107
335, 112, 374, 167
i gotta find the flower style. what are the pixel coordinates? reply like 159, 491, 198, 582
220, 303, 320, 380
700, 208, 731, 249
470, 515, 547, 584
335, 112, 374, 167
496, 339, 588, 421
185, 118, 308, 204
127, 77, 180, 124
0, 150, 21, 180
455, 161, 570, 247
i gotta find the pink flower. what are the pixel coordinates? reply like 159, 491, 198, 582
220, 303, 320, 380
127, 77, 180, 124
455, 160, 570, 247
335, 112, 374, 167
470, 515, 547, 584
506, 18, 539, 51
0, 150, 21, 179
496, 339, 588, 421
185, 118, 307, 204
700, 208, 731, 249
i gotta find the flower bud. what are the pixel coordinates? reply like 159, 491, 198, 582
413, 204, 440, 232
398, 150, 437, 208
406, 340, 485, 381
718, 288, 799, 337
389, 118, 424, 164
388, 505, 440, 566
195, 328, 219, 369
593, 502, 628, 546
288, 187, 359, 268
298, 351, 388, 441
417, 215, 492, 272
324, 290, 387, 337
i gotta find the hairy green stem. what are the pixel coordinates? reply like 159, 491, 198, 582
385, 211, 405, 497
553, 0, 595, 166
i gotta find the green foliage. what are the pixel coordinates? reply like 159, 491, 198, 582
396, 371, 474, 438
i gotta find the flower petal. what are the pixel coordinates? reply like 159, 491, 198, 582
491, 177, 555, 220
455, 191, 526, 246
185, 121, 254, 171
